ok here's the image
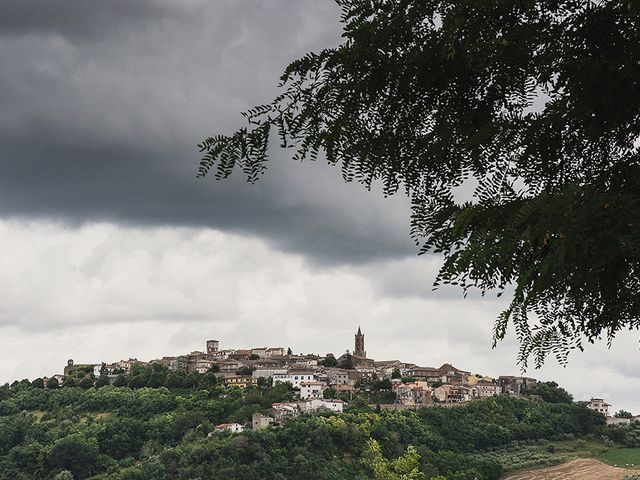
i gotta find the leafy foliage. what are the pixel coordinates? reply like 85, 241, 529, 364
521, 381, 573, 404
198, 0, 640, 367
364, 439, 425, 480
0, 378, 608, 479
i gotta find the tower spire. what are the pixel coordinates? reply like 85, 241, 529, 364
354, 326, 365, 358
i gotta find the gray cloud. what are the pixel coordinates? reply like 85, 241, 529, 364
0, 0, 416, 265
0, 0, 203, 40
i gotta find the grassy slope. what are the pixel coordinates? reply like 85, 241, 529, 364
599, 448, 640, 466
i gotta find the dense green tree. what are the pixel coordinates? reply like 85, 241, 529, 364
30, 378, 44, 389
129, 374, 150, 389
323, 387, 338, 399
391, 369, 402, 380
165, 373, 184, 389
94, 374, 110, 389
147, 371, 166, 388
200, 372, 218, 388
46, 377, 59, 390
339, 352, 354, 370
199, 0, 640, 367
522, 381, 573, 404
97, 418, 146, 460
237, 366, 253, 377
78, 378, 94, 390
112, 375, 127, 388
182, 373, 200, 388
321, 353, 338, 368
47, 435, 98, 479
614, 410, 633, 419
61, 377, 76, 388
364, 439, 425, 480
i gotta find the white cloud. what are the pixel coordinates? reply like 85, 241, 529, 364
1, 219, 639, 414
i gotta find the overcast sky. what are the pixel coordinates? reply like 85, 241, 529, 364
1, 0, 638, 412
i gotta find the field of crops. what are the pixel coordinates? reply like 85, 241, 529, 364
502, 458, 639, 480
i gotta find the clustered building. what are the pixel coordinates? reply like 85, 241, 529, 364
56, 326, 550, 420
52, 327, 628, 431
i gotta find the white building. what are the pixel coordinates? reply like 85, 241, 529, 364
272, 402, 300, 421
252, 367, 287, 379
471, 382, 501, 398
265, 347, 286, 357
213, 423, 244, 433
299, 398, 344, 414
273, 372, 317, 389
325, 368, 352, 386
586, 398, 611, 416
251, 347, 268, 358
300, 381, 324, 400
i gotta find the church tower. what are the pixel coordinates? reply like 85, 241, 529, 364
354, 326, 366, 358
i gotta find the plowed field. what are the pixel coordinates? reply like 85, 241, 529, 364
502, 458, 639, 480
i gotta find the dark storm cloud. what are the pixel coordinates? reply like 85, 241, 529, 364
0, 0, 416, 264
0, 0, 195, 40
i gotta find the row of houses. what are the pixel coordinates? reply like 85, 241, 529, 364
58, 336, 542, 408
213, 399, 346, 434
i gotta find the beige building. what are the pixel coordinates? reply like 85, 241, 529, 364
223, 376, 257, 388
586, 398, 611, 416
393, 380, 432, 407
471, 381, 501, 398
300, 381, 324, 400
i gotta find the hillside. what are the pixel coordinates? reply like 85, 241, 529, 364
0, 379, 615, 480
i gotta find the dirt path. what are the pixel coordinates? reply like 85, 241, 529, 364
502, 458, 640, 480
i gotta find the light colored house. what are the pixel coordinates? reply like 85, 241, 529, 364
466, 374, 495, 386
252, 367, 287, 379
607, 417, 631, 426
273, 372, 316, 389
409, 364, 471, 384
324, 368, 353, 386
351, 366, 377, 383
393, 381, 432, 406
218, 359, 243, 374
471, 381, 501, 398
299, 398, 344, 413
498, 376, 537, 396
272, 402, 300, 421
586, 398, 611, 416
265, 347, 286, 357
116, 358, 144, 373
223, 376, 257, 388
214, 423, 244, 433
300, 381, 324, 400
433, 384, 472, 403
251, 347, 268, 358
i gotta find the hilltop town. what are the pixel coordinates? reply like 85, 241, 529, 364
47, 327, 617, 432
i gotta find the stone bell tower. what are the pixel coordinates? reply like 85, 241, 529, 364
207, 339, 219, 355
354, 326, 366, 358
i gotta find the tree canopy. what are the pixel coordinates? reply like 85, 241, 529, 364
199, 0, 640, 367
